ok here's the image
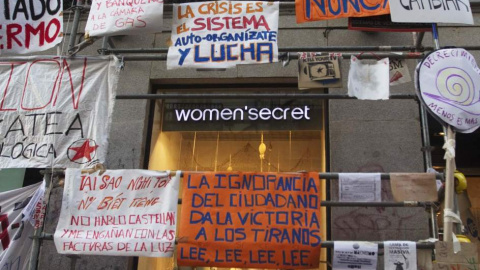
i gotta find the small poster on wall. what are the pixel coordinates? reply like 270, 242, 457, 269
298, 53, 342, 89
167, 1, 279, 69
54, 169, 180, 257
416, 48, 480, 133
0, 0, 63, 55
389, 59, 412, 86
384, 241, 417, 270
177, 172, 322, 269
333, 241, 378, 270
85, 0, 164, 37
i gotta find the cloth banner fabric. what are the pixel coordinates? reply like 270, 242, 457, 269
0, 182, 43, 270
0, 56, 119, 168
0, 0, 63, 55
54, 169, 180, 257
177, 172, 321, 269
416, 48, 480, 133
85, 0, 164, 37
389, 0, 473, 25
348, 56, 390, 100
167, 1, 279, 69
295, 0, 390, 23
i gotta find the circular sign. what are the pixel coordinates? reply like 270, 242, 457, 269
416, 48, 480, 133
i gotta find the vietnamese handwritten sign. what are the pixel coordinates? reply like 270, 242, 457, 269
0, 0, 63, 55
416, 48, 480, 133
0, 56, 119, 168
177, 172, 321, 269
85, 0, 164, 37
295, 0, 389, 23
390, 0, 473, 24
54, 169, 180, 257
167, 1, 279, 69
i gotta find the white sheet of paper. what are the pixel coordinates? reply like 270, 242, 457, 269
333, 241, 378, 270
384, 241, 417, 270
339, 173, 381, 202
348, 57, 390, 100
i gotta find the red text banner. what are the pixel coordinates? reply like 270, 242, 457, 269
167, 1, 279, 69
54, 169, 180, 257
177, 172, 322, 269
0, 56, 119, 168
0, 0, 63, 55
295, 0, 390, 23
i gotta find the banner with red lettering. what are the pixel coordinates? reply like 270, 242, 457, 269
167, 1, 279, 69
54, 169, 180, 257
0, 182, 43, 270
295, 0, 389, 23
177, 172, 322, 269
0, 56, 119, 168
85, 0, 164, 37
0, 0, 63, 55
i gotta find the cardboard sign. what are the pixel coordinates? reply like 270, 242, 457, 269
0, 183, 42, 270
295, 0, 390, 23
54, 169, 180, 257
433, 242, 479, 269
298, 53, 342, 89
333, 241, 378, 270
390, 173, 437, 202
0, 56, 119, 168
389, 0, 473, 25
390, 59, 412, 86
384, 241, 417, 270
416, 49, 480, 133
348, 15, 431, 32
177, 172, 321, 269
85, 0, 164, 37
167, 1, 279, 69
0, 0, 63, 55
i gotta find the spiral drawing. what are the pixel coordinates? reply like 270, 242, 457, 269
436, 67, 475, 106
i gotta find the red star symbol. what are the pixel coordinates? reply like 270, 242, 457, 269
69, 140, 98, 161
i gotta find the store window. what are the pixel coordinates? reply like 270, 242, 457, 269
139, 78, 327, 270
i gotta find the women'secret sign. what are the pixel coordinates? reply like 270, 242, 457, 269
0, 56, 119, 168
177, 172, 322, 269
0, 0, 63, 55
416, 48, 480, 133
54, 169, 180, 257
167, 1, 279, 69
85, 0, 164, 37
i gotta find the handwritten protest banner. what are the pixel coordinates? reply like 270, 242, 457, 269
390, 0, 473, 24
0, 183, 42, 270
0, 56, 119, 168
177, 172, 321, 269
0, 0, 63, 55
295, 0, 389, 23
416, 48, 480, 133
54, 169, 180, 256
167, 1, 279, 69
85, 0, 164, 37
